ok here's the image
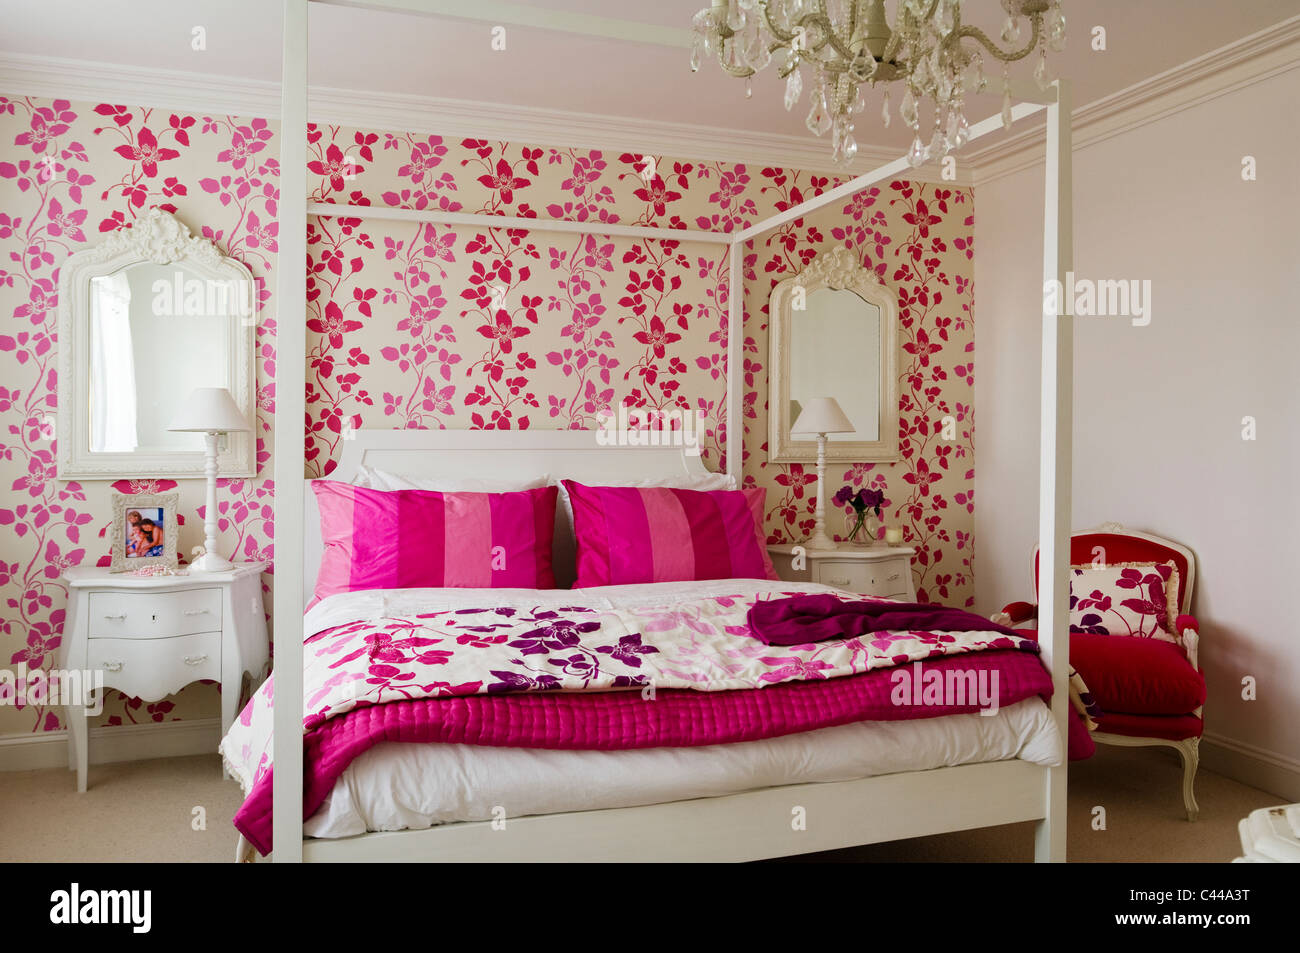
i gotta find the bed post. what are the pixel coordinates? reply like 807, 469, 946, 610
726, 240, 741, 481
1034, 78, 1072, 863
272, 0, 309, 863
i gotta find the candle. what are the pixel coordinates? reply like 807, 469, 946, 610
884, 526, 904, 546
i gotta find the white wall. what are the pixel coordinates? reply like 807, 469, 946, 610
974, 68, 1300, 787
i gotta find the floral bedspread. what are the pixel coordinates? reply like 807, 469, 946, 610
221, 580, 1034, 794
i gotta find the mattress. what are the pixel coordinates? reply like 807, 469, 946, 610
304, 694, 1060, 840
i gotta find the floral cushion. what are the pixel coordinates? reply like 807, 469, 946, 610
1068, 561, 1180, 642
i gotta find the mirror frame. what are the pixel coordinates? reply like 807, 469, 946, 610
768, 246, 900, 464
56, 208, 257, 479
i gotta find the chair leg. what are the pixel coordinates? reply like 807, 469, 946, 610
1175, 737, 1200, 821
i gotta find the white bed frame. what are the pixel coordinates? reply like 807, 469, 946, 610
272, 0, 1073, 863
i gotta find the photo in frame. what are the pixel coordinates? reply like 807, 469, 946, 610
109, 492, 180, 570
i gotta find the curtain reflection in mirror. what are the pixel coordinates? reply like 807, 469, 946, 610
88, 272, 138, 453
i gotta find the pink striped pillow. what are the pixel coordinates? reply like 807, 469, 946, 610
311, 481, 558, 601
563, 480, 778, 587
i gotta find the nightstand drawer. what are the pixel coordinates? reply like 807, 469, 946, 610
818, 557, 910, 597
88, 588, 223, 640
87, 632, 221, 702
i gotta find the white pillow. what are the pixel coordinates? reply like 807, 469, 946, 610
354, 465, 550, 493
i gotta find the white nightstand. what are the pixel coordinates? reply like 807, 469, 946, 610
60, 563, 268, 791
767, 544, 917, 602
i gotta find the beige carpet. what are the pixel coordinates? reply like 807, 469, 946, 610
0, 745, 1281, 862
0, 754, 245, 863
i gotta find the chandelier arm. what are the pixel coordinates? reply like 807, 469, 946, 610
842, 0, 864, 69
954, 17, 1043, 64
847, 0, 861, 38
880, 1, 932, 68
759, 1, 868, 69
806, 17, 856, 61
709, 21, 755, 78
718, 61, 757, 78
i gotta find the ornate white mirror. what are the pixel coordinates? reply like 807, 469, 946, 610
768, 246, 899, 463
57, 208, 257, 479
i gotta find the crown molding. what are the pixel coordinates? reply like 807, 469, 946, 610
9, 9, 1295, 195
968, 14, 1300, 186
309, 81, 939, 181
0, 52, 284, 120
0, 51, 964, 184
324, 0, 693, 48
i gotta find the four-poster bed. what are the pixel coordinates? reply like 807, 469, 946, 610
269, 0, 1073, 863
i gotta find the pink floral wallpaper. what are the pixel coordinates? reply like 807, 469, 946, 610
0, 93, 975, 740
300, 134, 739, 473
0, 97, 278, 736
745, 176, 977, 606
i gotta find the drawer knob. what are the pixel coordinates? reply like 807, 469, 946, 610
887, 572, 901, 581
827, 577, 851, 587
183, 609, 211, 617
103, 660, 124, 672
103, 614, 126, 622
183, 654, 209, 666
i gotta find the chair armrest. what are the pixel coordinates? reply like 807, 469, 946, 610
999, 601, 1038, 626
1176, 614, 1200, 670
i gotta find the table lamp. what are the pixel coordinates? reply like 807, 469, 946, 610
169, 387, 250, 572
791, 397, 855, 550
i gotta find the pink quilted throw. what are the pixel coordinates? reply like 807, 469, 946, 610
564, 480, 778, 586
311, 481, 558, 601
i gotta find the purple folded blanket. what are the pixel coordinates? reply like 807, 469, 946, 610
747, 593, 1022, 646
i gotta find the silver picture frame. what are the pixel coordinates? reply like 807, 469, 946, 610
109, 491, 180, 570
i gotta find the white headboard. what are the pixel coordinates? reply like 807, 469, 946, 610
303, 429, 712, 606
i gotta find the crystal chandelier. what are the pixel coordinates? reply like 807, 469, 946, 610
691, 0, 1067, 164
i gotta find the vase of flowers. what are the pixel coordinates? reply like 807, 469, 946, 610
834, 485, 884, 546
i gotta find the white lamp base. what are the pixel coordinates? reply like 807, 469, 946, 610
190, 430, 236, 574
806, 430, 837, 550
805, 528, 838, 550
190, 551, 237, 573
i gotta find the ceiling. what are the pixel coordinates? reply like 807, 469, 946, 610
1, 0, 1296, 158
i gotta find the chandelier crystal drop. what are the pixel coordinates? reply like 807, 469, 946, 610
1000, 64, 1013, 128
784, 66, 804, 109
691, 0, 1067, 163
806, 87, 833, 134
907, 134, 927, 168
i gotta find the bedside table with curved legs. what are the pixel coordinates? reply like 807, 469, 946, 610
59, 563, 268, 792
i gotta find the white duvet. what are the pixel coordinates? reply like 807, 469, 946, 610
305, 696, 1059, 840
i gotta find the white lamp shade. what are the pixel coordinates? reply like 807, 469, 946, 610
168, 387, 250, 433
791, 397, 855, 435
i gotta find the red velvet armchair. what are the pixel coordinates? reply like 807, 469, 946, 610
995, 522, 1205, 820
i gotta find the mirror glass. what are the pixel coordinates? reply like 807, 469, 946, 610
789, 287, 880, 442
87, 263, 234, 454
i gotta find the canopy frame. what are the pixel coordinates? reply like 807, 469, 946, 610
273, 0, 1072, 863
